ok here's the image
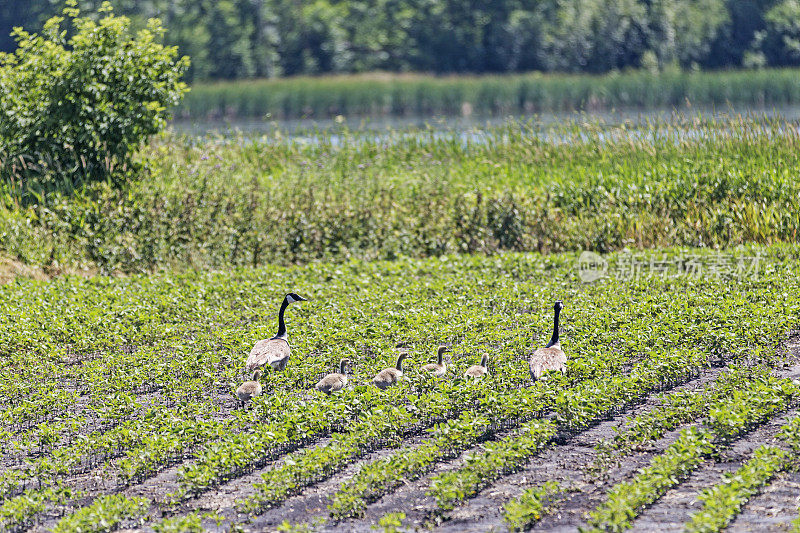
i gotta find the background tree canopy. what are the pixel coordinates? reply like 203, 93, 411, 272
3, 0, 800, 81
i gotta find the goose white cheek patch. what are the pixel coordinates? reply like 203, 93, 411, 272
286, 294, 296, 303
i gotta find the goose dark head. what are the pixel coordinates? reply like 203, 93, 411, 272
554, 300, 564, 312
436, 345, 450, 363
285, 293, 307, 304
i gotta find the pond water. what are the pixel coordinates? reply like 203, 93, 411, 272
168, 104, 800, 144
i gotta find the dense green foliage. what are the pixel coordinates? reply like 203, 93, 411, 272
5, 0, 800, 81
685, 445, 790, 533
585, 372, 800, 532
503, 482, 560, 531
181, 68, 800, 120
1, 118, 798, 274
0, 2, 188, 193
52, 494, 149, 532
1, 245, 799, 530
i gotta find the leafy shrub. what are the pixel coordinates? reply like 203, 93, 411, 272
0, 1, 188, 195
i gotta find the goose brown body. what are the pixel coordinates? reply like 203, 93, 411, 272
245, 293, 305, 372
373, 352, 408, 390
465, 354, 489, 378
315, 359, 349, 395
246, 338, 291, 371
236, 370, 263, 403
529, 346, 567, 379
529, 301, 567, 380
421, 345, 449, 377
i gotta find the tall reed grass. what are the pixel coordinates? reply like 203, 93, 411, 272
178, 69, 800, 120
1, 117, 799, 273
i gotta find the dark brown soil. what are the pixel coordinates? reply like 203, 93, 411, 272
17, 333, 800, 533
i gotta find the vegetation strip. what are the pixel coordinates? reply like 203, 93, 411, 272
584, 373, 799, 532
181, 69, 800, 120
683, 414, 800, 533
2, 118, 800, 271
328, 348, 705, 520
502, 482, 561, 532
52, 494, 150, 533
684, 445, 789, 533
0, 248, 797, 529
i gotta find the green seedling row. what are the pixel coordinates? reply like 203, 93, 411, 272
0, 246, 799, 529
52, 494, 150, 533
584, 373, 800, 532
684, 445, 789, 533
502, 482, 561, 531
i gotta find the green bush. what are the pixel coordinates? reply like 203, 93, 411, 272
0, 1, 188, 195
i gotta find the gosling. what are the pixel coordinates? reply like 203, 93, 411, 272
421, 345, 449, 377
373, 351, 408, 390
315, 359, 350, 395
464, 354, 489, 378
236, 370, 263, 404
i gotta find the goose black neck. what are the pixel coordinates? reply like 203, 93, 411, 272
276, 298, 289, 338
546, 306, 561, 348
339, 360, 347, 374
396, 354, 406, 371
480, 354, 488, 367
437, 351, 444, 364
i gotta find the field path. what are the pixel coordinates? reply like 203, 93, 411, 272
632, 406, 800, 532
306, 364, 729, 532
437, 365, 728, 532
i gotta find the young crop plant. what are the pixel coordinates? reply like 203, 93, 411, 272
682, 414, 800, 533
0, 486, 72, 532
329, 413, 490, 520
585, 374, 800, 532
684, 445, 788, 533
428, 420, 557, 511
374, 512, 407, 533
593, 366, 775, 472
330, 346, 714, 521
52, 494, 150, 533
503, 482, 561, 531
0, 244, 799, 530
584, 427, 716, 533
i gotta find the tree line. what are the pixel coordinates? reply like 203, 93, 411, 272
3, 0, 800, 81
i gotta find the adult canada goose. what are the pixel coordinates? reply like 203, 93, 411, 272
373, 351, 408, 390
464, 354, 489, 378
315, 359, 350, 395
245, 293, 307, 372
236, 370, 263, 404
421, 345, 449, 377
529, 300, 567, 380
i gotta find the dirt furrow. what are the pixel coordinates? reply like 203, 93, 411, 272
728, 471, 800, 532
436, 362, 738, 532
317, 363, 728, 532
631, 406, 800, 533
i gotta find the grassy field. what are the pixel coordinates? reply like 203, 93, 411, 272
3, 109, 800, 531
1, 245, 800, 532
179, 69, 800, 120
2, 116, 799, 275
